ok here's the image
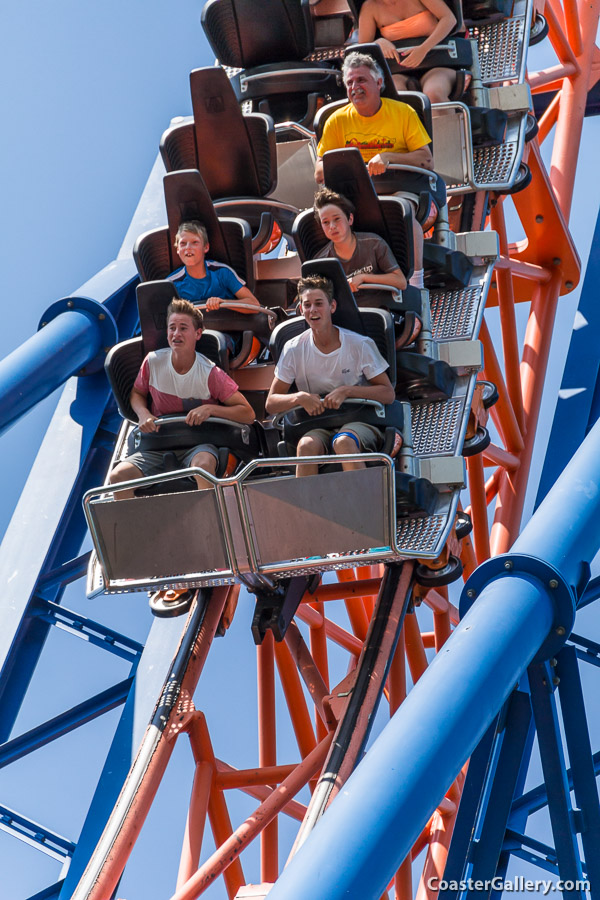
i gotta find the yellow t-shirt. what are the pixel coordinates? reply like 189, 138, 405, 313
317, 97, 431, 163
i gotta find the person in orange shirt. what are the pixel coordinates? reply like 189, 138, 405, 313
358, 0, 458, 103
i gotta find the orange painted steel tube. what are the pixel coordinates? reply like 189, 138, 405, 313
482, 443, 520, 471
309, 600, 330, 741
169, 735, 333, 900
214, 760, 307, 821
528, 61, 579, 90
421, 631, 436, 649
485, 468, 503, 505
422, 589, 448, 614
490, 206, 526, 433
338, 569, 371, 640
257, 633, 278, 883
311, 577, 382, 601
404, 612, 428, 683
216, 763, 297, 789
550, 0, 600, 220
466, 454, 491, 564
546, 0, 581, 68
433, 611, 452, 651
561, 0, 584, 55
274, 639, 318, 758
493, 255, 551, 284
297, 605, 364, 656
479, 320, 524, 452
537, 91, 561, 145
176, 760, 213, 890
284, 622, 331, 726
389, 626, 407, 716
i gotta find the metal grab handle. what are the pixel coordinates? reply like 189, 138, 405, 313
149, 415, 247, 429
272, 397, 386, 428
195, 301, 278, 327
356, 283, 402, 296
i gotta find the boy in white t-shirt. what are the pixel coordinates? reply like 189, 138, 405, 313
266, 274, 395, 476
109, 299, 254, 494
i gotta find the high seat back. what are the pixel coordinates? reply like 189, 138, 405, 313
201, 0, 314, 68
133, 169, 254, 290
293, 148, 415, 279
160, 67, 277, 202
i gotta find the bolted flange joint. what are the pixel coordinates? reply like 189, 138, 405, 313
459, 552, 576, 663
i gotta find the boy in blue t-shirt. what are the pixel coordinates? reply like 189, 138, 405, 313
168, 220, 260, 311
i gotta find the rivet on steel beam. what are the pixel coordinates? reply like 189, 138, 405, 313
552, 257, 561, 266
67, 300, 74, 308
98, 313, 106, 321
504, 560, 513, 570
549, 579, 558, 589
556, 626, 566, 636
535, 214, 544, 223
553, 677, 560, 686
466, 589, 475, 598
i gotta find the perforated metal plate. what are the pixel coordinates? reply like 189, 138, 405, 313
431, 286, 482, 341
473, 141, 519, 185
472, 17, 526, 84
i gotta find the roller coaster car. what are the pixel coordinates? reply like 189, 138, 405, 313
201, 0, 346, 128
160, 66, 298, 241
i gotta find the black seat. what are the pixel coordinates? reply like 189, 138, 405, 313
133, 169, 254, 289
160, 67, 299, 240
201, 0, 345, 127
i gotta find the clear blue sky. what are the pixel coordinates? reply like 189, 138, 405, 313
0, 3, 599, 899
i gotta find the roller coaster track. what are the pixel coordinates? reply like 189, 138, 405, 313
1, 1, 600, 898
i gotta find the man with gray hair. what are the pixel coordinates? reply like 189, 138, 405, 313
314, 51, 433, 286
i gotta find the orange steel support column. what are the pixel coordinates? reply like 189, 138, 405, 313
257, 632, 278, 883
338, 568, 371, 640
176, 759, 213, 890
479, 320, 524, 452
490, 204, 526, 433
309, 600, 330, 741
404, 611, 428, 683
274, 639, 318, 758
466, 454, 491, 563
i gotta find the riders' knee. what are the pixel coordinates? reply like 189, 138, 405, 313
109, 462, 141, 484
297, 435, 324, 456
332, 434, 360, 455
191, 451, 217, 473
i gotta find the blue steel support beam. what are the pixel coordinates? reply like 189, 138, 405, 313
266, 418, 600, 900
528, 663, 585, 897
556, 646, 600, 896
536, 208, 600, 507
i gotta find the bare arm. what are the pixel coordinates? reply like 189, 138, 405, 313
358, 1, 378, 42
368, 144, 434, 174
186, 390, 255, 426
349, 268, 407, 292
323, 371, 396, 408
401, 0, 456, 64
266, 377, 325, 416
314, 156, 325, 184
205, 285, 260, 311
130, 388, 159, 433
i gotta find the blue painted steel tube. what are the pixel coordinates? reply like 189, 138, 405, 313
267, 419, 600, 900
0, 309, 104, 436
